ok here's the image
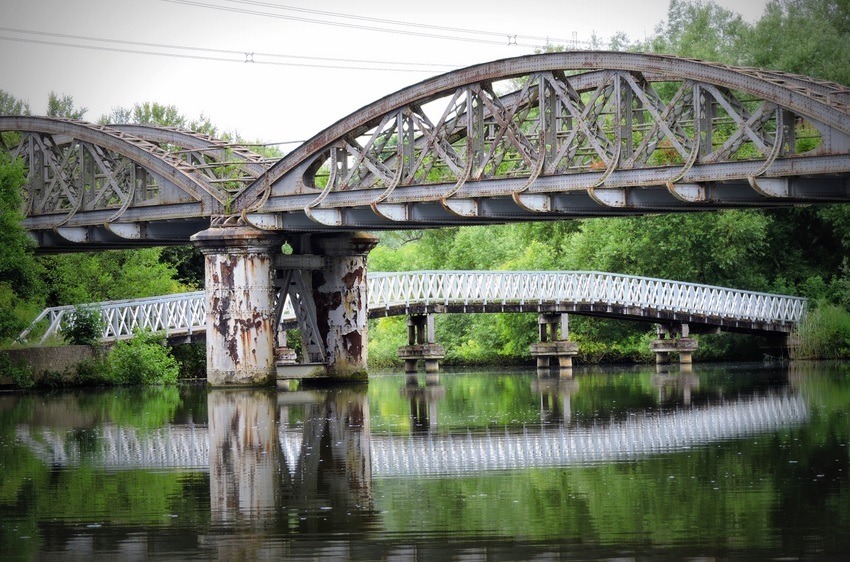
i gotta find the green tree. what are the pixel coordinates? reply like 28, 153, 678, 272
746, 0, 850, 84
46, 91, 87, 119
0, 90, 31, 150
650, 0, 750, 63
562, 212, 772, 289
0, 153, 43, 341
100, 102, 226, 139
102, 101, 185, 127
39, 249, 183, 306
0, 90, 30, 116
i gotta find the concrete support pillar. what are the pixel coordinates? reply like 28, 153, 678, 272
650, 323, 698, 367
192, 226, 281, 386
311, 232, 379, 380
530, 312, 578, 375
398, 313, 446, 374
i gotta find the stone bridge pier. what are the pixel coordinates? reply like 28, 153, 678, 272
530, 313, 579, 374
650, 323, 699, 366
192, 225, 378, 386
398, 313, 446, 374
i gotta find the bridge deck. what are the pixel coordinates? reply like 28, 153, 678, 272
18, 271, 806, 345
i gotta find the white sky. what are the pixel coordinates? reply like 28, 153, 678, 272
0, 0, 769, 146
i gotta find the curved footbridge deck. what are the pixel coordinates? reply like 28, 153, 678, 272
19, 271, 806, 374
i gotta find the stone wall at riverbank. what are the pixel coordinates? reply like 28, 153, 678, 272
0, 346, 101, 386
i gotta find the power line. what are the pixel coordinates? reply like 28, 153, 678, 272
0, 27, 457, 73
219, 0, 575, 45
159, 0, 549, 48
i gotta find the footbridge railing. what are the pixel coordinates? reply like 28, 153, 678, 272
368, 271, 806, 328
17, 271, 807, 344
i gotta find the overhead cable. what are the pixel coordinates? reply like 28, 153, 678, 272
0, 27, 456, 72
218, 0, 576, 45
159, 0, 552, 48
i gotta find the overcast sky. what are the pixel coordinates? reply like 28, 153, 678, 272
1, 0, 769, 146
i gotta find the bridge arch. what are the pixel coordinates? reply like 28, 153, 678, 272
109, 124, 271, 180
236, 52, 850, 228
0, 116, 234, 246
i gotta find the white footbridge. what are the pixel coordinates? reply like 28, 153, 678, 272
18, 271, 806, 345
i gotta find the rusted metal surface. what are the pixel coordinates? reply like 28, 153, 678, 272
236, 52, 850, 222
192, 226, 281, 386
310, 233, 379, 379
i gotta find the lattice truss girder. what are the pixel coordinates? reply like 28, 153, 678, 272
111, 125, 268, 194
12, 132, 163, 222
274, 269, 326, 364
1, 118, 273, 227
308, 69, 832, 197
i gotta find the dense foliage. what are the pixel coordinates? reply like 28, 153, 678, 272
0, 153, 41, 341
107, 331, 180, 385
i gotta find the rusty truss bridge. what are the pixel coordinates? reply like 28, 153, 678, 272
2, 52, 850, 246
2, 52, 843, 384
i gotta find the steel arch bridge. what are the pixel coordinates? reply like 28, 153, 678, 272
2, 52, 850, 249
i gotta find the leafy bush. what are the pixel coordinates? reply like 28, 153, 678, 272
368, 317, 406, 367
0, 354, 34, 388
108, 331, 179, 385
61, 305, 103, 345
73, 356, 114, 386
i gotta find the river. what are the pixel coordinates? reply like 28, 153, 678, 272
1, 362, 848, 560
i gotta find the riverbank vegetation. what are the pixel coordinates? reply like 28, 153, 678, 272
4, 331, 183, 389
2, 0, 850, 377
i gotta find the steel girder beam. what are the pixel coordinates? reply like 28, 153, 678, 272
0, 117, 276, 247
1, 116, 223, 205
0, 117, 266, 242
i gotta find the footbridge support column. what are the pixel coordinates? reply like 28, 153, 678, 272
191, 225, 282, 387
650, 324, 698, 367
398, 313, 446, 374
530, 313, 579, 375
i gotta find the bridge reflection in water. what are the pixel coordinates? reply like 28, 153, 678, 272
14, 373, 808, 524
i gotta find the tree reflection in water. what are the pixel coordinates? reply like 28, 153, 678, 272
1, 363, 849, 559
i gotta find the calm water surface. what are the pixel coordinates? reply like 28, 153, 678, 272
1, 362, 849, 560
